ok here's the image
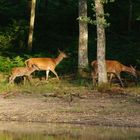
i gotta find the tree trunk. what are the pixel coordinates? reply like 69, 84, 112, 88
28, 0, 36, 51
95, 0, 107, 85
78, 0, 89, 77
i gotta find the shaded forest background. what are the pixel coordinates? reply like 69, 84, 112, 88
0, 0, 140, 76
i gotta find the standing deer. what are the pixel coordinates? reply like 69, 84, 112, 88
25, 50, 67, 80
9, 65, 38, 84
91, 60, 137, 87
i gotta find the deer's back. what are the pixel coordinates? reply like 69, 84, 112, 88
26, 58, 56, 70
105, 60, 123, 73
91, 60, 123, 73
11, 67, 35, 76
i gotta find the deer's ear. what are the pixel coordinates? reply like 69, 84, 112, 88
130, 65, 136, 70
58, 48, 61, 53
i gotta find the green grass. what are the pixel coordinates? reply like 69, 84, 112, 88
0, 75, 93, 96
0, 72, 140, 97
123, 86, 140, 96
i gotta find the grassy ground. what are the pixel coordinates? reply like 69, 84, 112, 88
1, 72, 140, 95
0, 73, 139, 127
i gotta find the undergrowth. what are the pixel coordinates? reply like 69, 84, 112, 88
0, 72, 140, 96
0, 76, 93, 95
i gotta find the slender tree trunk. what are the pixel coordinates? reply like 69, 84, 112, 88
95, 0, 107, 84
78, 0, 89, 77
28, 0, 36, 51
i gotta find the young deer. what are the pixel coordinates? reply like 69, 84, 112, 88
91, 60, 137, 87
25, 50, 67, 80
9, 65, 38, 84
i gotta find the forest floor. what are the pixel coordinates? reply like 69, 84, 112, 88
0, 77, 140, 128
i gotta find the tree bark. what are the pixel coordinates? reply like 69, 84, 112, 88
28, 0, 36, 51
78, 0, 89, 77
95, 0, 108, 84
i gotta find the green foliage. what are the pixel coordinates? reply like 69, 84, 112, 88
0, 20, 28, 51
0, 31, 12, 50
136, 16, 140, 20
77, 14, 110, 27
0, 0, 27, 19
101, 0, 115, 4
85, 2, 110, 27
0, 56, 24, 73
77, 16, 92, 23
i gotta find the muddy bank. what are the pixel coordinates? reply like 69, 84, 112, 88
0, 91, 139, 127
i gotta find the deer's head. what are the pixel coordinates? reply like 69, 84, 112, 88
58, 49, 68, 58
130, 65, 137, 78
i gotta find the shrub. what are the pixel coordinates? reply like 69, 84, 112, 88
0, 56, 24, 74
0, 20, 28, 51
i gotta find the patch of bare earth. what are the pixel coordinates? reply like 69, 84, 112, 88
0, 90, 139, 127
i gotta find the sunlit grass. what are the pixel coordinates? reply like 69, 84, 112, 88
125, 87, 140, 95
0, 76, 93, 96
0, 73, 140, 96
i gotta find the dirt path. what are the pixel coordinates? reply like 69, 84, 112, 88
0, 91, 140, 127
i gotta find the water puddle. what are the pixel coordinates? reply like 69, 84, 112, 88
0, 122, 139, 140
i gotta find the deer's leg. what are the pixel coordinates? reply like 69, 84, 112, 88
116, 74, 124, 87
91, 71, 95, 86
9, 76, 15, 84
9, 76, 12, 84
46, 70, 50, 80
51, 70, 59, 80
108, 73, 114, 83
23, 76, 26, 85
26, 75, 32, 84
92, 71, 97, 86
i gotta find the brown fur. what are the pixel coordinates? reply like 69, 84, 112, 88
25, 51, 67, 80
9, 66, 38, 84
91, 60, 137, 87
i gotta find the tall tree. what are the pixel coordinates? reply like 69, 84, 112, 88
94, 0, 108, 85
28, 0, 36, 51
78, 0, 89, 77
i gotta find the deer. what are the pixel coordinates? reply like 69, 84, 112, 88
25, 50, 67, 80
9, 65, 38, 84
91, 60, 137, 87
